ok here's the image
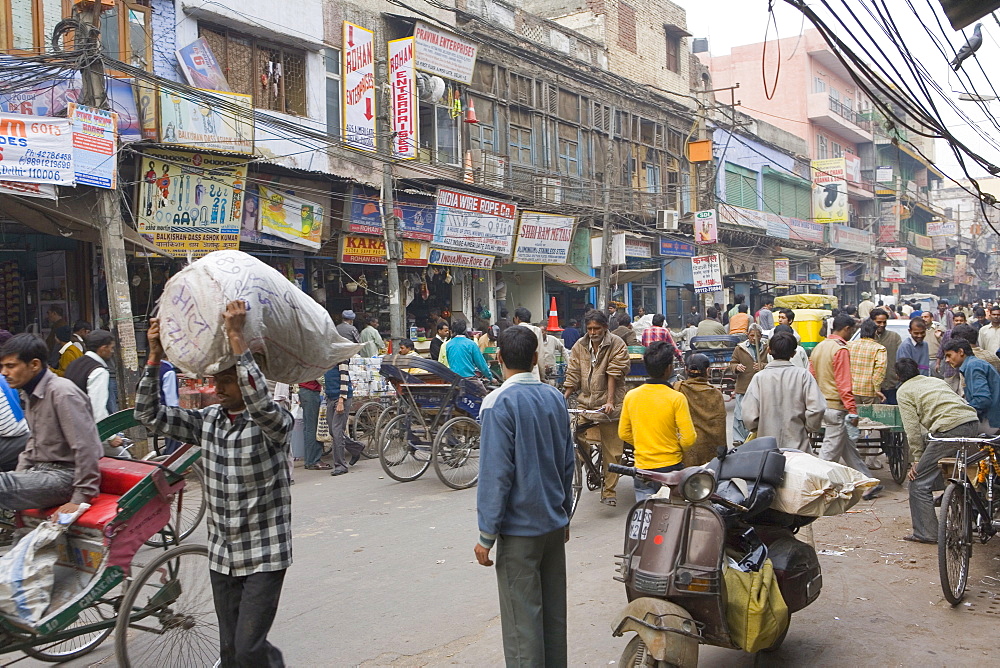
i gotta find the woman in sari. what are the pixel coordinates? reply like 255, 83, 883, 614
673, 353, 728, 466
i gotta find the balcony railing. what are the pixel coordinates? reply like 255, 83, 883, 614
828, 98, 872, 132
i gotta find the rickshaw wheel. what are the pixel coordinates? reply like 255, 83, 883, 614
351, 401, 384, 459
114, 544, 217, 668
432, 417, 480, 490
143, 456, 207, 547
23, 604, 116, 662
379, 414, 432, 482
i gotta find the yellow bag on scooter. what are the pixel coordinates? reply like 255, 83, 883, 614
723, 559, 789, 653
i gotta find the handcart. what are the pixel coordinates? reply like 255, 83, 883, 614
807, 403, 909, 484
376, 355, 489, 489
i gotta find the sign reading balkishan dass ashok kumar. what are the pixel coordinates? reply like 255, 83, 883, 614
343, 22, 376, 152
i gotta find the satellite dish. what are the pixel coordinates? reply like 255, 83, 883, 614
417, 73, 446, 103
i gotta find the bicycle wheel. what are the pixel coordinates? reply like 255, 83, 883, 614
379, 414, 432, 482
432, 417, 480, 490
569, 448, 584, 519
351, 401, 384, 459
368, 405, 398, 460
886, 432, 908, 485
114, 544, 218, 668
24, 602, 116, 662
144, 457, 207, 547
939, 482, 972, 605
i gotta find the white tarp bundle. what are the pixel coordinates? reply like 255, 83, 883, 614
158, 250, 360, 384
0, 522, 64, 625
771, 450, 879, 517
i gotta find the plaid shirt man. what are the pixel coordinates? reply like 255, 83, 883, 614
135, 351, 293, 576
641, 326, 682, 362
847, 337, 887, 399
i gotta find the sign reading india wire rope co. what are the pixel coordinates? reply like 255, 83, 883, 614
343, 22, 376, 152
432, 187, 517, 256
428, 248, 495, 269
0, 112, 74, 185
135, 148, 246, 258
691, 254, 723, 294
389, 37, 417, 160
513, 211, 575, 264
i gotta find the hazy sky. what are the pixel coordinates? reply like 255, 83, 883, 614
681, 0, 999, 181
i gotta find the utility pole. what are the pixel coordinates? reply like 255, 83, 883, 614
597, 133, 616, 312
78, 1, 140, 403
376, 34, 405, 342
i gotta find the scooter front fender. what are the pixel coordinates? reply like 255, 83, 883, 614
612, 597, 700, 667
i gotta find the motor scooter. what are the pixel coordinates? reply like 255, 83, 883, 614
608, 441, 823, 667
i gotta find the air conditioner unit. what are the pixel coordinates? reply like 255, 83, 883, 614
656, 209, 679, 231
535, 177, 562, 205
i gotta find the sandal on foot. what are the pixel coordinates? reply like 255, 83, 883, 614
305, 462, 333, 470
902, 534, 936, 544
601, 497, 617, 507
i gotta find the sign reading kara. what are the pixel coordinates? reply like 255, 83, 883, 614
413, 22, 478, 84
343, 22, 376, 152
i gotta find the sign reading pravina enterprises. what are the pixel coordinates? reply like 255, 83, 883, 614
513, 211, 575, 264
0, 112, 73, 185
413, 22, 478, 84
343, 22, 376, 152
136, 148, 246, 258
68, 103, 117, 189
388, 37, 417, 160
432, 187, 517, 256
691, 254, 723, 294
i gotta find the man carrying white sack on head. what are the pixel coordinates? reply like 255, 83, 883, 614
135, 300, 293, 667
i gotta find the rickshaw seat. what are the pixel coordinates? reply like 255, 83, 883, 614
20, 458, 158, 530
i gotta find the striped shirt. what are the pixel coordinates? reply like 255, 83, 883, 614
847, 337, 887, 398
135, 352, 293, 576
0, 376, 28, 438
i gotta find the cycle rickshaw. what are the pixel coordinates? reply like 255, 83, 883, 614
376, 355, 490, 489
0, 412, 214, 665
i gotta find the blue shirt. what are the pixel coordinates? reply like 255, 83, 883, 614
477, 373, 575, 546
960, 355, 1000, 428
323, 363, 353, 400
562, 327, 581, 350
897, 337, 930, 376
444, 335, 491, 378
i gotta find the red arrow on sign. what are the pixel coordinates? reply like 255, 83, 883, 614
348, 25, 355, 48
364, 97, 373, 120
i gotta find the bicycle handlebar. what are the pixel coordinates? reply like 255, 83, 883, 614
925, 434, 1000, 445
609, 463, 634, 476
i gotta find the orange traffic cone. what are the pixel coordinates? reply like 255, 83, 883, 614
546, 296, 563, 332
464, 98, 479, 124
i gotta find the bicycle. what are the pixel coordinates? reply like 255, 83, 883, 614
567, 408, 633, 517
933, 433, 1000, 605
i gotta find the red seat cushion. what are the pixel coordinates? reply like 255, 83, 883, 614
98, 458, 156, 496
21, 493, 122, 530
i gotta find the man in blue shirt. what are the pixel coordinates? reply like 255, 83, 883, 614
897, 318, 930, 376
475, 325, 574, 667
944, 338, 1000, 434
561, 319, 581, 350
324, 362, 366, 474
442, 320, 492, 379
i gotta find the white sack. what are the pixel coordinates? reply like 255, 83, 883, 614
158, 250, 361, 384
0, 521, 63, 625
770, 450, 879, 517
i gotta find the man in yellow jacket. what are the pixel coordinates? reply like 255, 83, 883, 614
619, 341, 696, 501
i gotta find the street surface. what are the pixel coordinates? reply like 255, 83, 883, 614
8, 404, 998, 667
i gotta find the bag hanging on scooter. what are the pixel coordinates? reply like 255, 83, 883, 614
722, 558, 789, 653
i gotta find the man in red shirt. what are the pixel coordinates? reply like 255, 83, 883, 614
640, 314, 681, 364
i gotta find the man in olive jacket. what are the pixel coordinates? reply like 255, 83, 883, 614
563, 310, 630, 506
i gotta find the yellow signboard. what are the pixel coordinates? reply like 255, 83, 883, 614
340, 235, 429, 266
921, 257, 940, 276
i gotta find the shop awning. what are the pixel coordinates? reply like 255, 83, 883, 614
544, 264, 600, 288
610, 268, 658, 284
2, 194, 171, 257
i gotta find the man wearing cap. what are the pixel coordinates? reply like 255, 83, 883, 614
337, 310, 360, 344
858, 292, 876, 320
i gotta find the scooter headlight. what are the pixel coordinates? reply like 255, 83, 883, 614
680, 470, 715, 503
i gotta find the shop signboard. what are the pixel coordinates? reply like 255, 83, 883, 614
773, 258, 790, 283
68, 103, 117, 189
692, 254, 723, 294
428, 248, 494, 269
343, 22, 376, 152
0, 112, 73, 185
513, 211, 575, 264
844, 152, 862, 185
927, 220, 957, 236
658, 238, 696, 257
913, 233, 933, 250
257, 184, 323, 250
883, 265, 906, 282
876, 165, 893, 183
878, 200, 899, 243
176, 38, 231, 91
0, 180, 56, 199
719, 204, 823, 243
624, 237, 652, 258
954, 254, 968, 279
810, 158, 848, 224
136, 148, 246, 258
432, 187, 517, 255
388, 37, 417, 160
157, 88, 253, 154
413, 22, 478, 84
884, 247, 907, 263
921, 257, 940, 276
693, 209, 717, 244
820, 257, 836, 278
340, 234, 429, 266
347, 187, 434, 240
828, 223, 873, 253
